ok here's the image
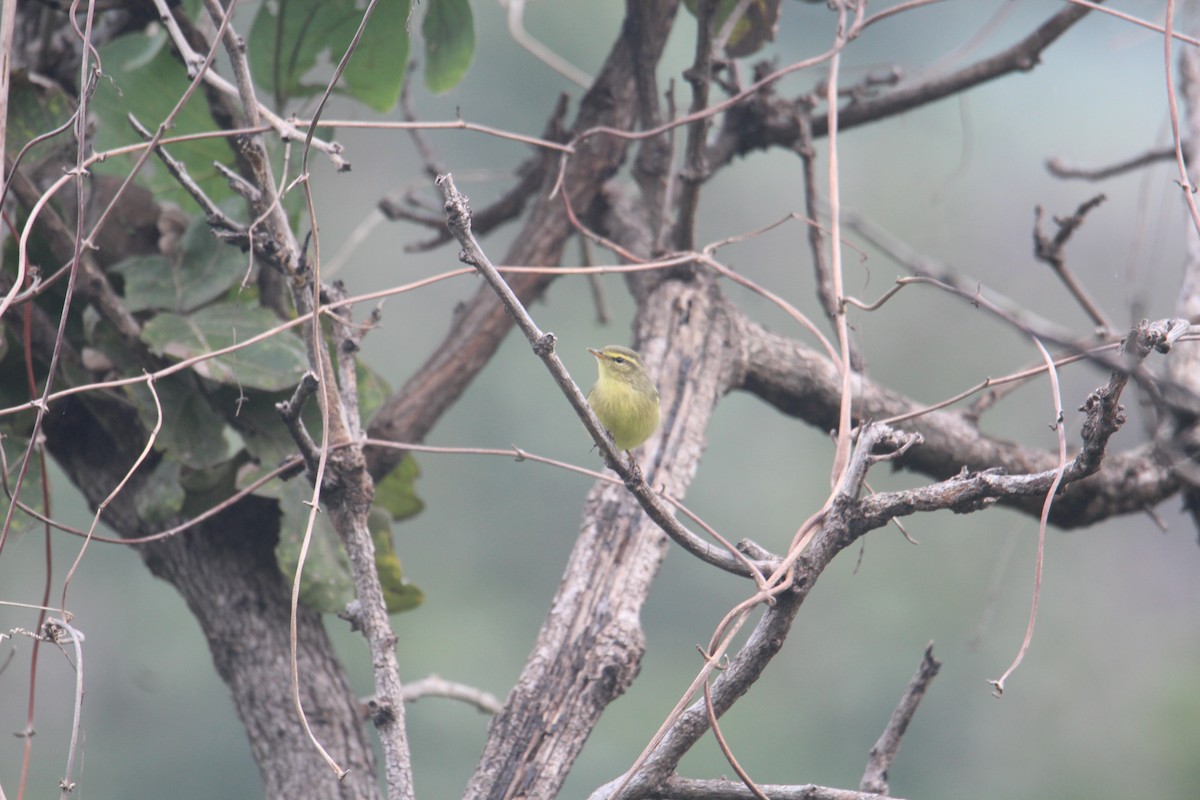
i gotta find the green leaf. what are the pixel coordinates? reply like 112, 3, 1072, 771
682, 0, 779, 57
228, 389, 306, 476
110, 210, 246, 313
0, 438, 48, 539
374, 453, 423, 521
179, 453, 249, 521
134, 458, 186, 525
337, 1, 411, 112
125, 373, 231, 469
249, 0, 353, 106
249, 0, 410, 112
226, 380, 355, 500
85, 315, 231, 468
275, 480, 356, 614
423, 0, 474, 93
274, 488, 424, 615
356, 358, 392, 425
371, 507, 423, 613
4, 75, 75, 170
140, 304, 308, 392
93, 31, 235, 206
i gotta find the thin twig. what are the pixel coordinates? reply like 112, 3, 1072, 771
797, 113, 838, 324
672, 0, 718, 253
1032, 196, 1112, 330
704, 675, 769, 800
1163, 0, 1200, 241
987, 337, 1064, 696
436, 173, 771, 579
151, 0, 351, 169
825, 1, 862, 491
504, 0, 593, 87
1065, 0, 1200, 47
860, 644, 941, 795
396, 675, 503, 714
1046, 147, 1177, 181
599, 424, 916, 800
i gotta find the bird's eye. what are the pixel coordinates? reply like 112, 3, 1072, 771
613, 357, 626, 365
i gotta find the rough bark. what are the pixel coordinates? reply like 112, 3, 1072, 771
464, 270, 733, 800
6, 5, 381, 796
39, 393, 379, 799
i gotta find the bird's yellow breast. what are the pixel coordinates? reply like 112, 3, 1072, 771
587, 371, 660, 451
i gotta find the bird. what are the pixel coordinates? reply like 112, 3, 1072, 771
586, 345, 661, 453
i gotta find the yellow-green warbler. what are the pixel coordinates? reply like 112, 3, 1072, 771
586, 345, 660, 452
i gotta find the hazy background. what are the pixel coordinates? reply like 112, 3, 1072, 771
4, 1, 1200, 798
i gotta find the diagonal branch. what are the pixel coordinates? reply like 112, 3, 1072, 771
1032, 195, 1112, 330
708, 2, 1101, 166
815, 2, 1101, 137
861, 645, 942, 795
594, 424, 915, 800
365, 0, 682, 479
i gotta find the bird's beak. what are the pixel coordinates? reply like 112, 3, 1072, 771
587, 348, 601, 358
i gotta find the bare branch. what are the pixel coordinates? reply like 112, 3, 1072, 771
3, 165, 144, 342
398, 676, 503, 715
598, 424, 911, 800
861, 645, 942, 796
738, 319, 1182, 527
1032, 195, 1112, 330
437, 173, 766, 578
707, 3, 1101, 165
1046, 146, 1177, 181
277, 371, 323, 474
672, 0, 718, 253
814, 2, 1101, 137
